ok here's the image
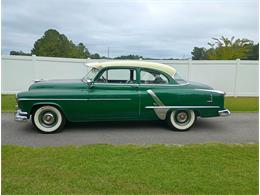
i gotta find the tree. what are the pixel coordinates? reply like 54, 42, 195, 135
77, 42, 90, 58
10, 50, 31, 56
191, 47, 207, 60
90, 53, 101, 59
246, 43, 259, 60
207, 36, 253, 60
114, 55, 143, 59
31, 29, 88, 58
191, 36, 259, 60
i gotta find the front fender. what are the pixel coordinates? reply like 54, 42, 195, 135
29, 102, 68, 119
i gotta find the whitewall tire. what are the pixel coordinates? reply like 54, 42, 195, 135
167, 110, 196, 131
32, 105, 65, 133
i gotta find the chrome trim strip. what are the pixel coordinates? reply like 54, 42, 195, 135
90, 98, 131, 101
145, 106, 220, 109
195, 89, 225, 94
140, 83, 189, 86
94, 83, 139, 86
146, 90, 164, 106
94, 83, 189, 87
146, 89, 168, 120
18, 98, 131, 101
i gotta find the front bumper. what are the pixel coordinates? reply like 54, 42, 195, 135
218, 109, 231, 117
15, 109, 29, 121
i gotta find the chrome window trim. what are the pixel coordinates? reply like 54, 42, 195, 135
94, 82, 190, 87
140, 83, 190, 86
94, 83, 139, 86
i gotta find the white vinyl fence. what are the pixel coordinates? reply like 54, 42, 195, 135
1, 55, 259, 96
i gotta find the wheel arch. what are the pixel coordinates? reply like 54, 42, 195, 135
166, 108, 200, 118
30, 102, 68, 120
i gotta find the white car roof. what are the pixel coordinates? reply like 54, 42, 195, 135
86, 60, 176, 76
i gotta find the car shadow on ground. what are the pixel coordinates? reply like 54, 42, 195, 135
65, 120, 167, 131
62, 118, 220, 132
14, 118, 221, 134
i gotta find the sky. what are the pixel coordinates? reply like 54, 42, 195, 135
1, 0, 259, 58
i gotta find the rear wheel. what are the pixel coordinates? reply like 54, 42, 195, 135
167, 110, 196, 131
32, 105, 66, 133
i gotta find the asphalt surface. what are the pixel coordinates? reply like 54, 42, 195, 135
1, 112, 258, 146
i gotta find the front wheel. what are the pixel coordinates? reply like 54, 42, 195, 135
32, 105, 66, 133
167, 110, 196, 131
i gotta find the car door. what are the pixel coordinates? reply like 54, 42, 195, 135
86, 67, 139, 120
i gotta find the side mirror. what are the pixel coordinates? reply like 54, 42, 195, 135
86, 79, 94, 88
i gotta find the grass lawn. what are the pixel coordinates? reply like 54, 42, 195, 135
2, 144, 258, 194
1, 94, 16, 112
225, 96, 259, 112
2, 94, 258, 112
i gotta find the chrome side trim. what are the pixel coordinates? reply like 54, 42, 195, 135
18, 98, 131, 101
146, 89, 168, 120
145, 106, 220, 109
89, 98, 131, 101
195, 89, 225, 94
146, 90, 164, 106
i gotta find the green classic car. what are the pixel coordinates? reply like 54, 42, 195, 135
15, 61, 230, 133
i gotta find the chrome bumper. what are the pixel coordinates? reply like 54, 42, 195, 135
218, 109, 231, 117
15, 109, 29, 121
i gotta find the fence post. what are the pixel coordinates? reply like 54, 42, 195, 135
32, 54, 38, 80
187, 59, 192, 80
233, 59, 240, 97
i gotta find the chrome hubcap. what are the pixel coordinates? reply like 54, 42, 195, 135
176, 112, 188, 123
42, 113, 55, 125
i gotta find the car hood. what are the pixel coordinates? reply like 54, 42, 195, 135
187, 81, 214, 90
29, 79, 85, 90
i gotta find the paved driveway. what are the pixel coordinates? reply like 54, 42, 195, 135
1, 112, 258, 146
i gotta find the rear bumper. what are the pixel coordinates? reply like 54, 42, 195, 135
218, 109, 231, 117
15, 109, 29, 121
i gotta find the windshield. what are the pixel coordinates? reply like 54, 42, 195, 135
173, 72, 188, 84
82, 67, 99, 82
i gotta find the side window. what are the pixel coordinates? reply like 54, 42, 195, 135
96, 68, 136, 84
140, 70, 169, 84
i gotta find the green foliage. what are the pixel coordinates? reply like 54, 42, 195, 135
246, 43, 259, 60
191, 36, 259, 60
90, 53, 101, 59
1, 94, 16, 112
191, 47, 207, 60
114, 54, 143, 59
77, 42, 90, 58
225, 96, 259, 112
31, 29, 88, 58
10, 50, 31, 56
2, 144, 258, 194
